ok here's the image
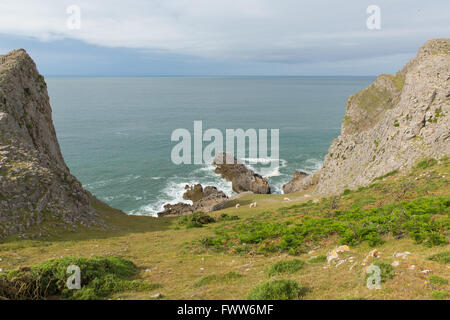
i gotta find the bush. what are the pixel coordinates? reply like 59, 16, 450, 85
416, 158, 438, 169
366, 261, 395, 284
0, 256, 156, 300
179, 212, 215, 228
247, 280, 306, 300
219, 213, 240, 221
266, 260, 305, 277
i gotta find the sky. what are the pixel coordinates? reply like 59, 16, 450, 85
0, 0, 448, 76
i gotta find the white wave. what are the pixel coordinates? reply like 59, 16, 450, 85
130, 171, 234, 217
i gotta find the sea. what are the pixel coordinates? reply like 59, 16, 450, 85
46, 76, 374, 216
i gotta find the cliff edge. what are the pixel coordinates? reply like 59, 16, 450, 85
0, 49, 106, 237
315, 39, 450, 195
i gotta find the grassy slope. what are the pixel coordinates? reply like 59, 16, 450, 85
0, 158, 448, 300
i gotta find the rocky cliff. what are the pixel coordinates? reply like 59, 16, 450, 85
315, 39, 450, 195
0, 49, 103, 237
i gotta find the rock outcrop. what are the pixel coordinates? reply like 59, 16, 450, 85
158, 184, 229, 217
282, 171, 318, 194
0, 49, 103, 237
213, 152, 271, 194
315, 39, 450, 195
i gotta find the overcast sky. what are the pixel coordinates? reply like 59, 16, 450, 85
0, 0, 448, 76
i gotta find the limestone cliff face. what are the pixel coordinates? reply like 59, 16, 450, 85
316, 39, 450, 195
0, 49, 102, 237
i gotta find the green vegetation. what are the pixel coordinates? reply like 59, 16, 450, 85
179, 212, 216, 228
266, 259, 305, 277
308, 255, 327, 263
194, 272, 244, 287
431, 290, 448, 299
373, 170, 399, 182
247, 280, 306, 300
428, 251, 450, 264
0, 157, 448, 300
0, 257, 158, 300
200, 196, 449, 254
366, 261, 395, 284
428, 275, 448, 285
416, 158, 438, 169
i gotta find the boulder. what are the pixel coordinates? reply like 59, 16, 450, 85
158, 184, 229, 217
212, 152, 270, 194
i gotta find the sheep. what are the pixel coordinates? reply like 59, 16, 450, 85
235, 204, 240, 208
249, 202, 257, 208
284, 197, 290, 201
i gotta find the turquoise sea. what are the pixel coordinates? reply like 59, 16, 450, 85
47, 77, 374, 216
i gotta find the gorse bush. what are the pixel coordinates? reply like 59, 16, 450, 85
179, 212, 216, 228
0, 257, 157, 300
247, 280, 306, 300
265, 259, 305, 277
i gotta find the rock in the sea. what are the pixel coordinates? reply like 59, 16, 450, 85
282, 170, 318, 194
0, 49, 105, 237
315, 39, 450, 195
212, 152, 270, 194
158, 203, 193, 217
158, 184, 229, 217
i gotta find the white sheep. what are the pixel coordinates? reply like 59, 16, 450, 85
235, 204, 240, 208
284, 197, 290, 201
249, 202, 257, 208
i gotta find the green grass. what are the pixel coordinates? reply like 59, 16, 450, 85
431, 290, 448, 299
247, 280, 306, 300
427, 251, 450, 264
266, 259, 305, 277
428, 275, 448, 285
308, 255, 327, 263
373, 170, 399, 182
194, 272, 244, 287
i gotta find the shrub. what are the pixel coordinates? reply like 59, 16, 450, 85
266, 260, 305, 277
416, 158, 438, 169
247, 280, 306, 300
219, 213, 240, 221
179, 212, 215, 228
366, 261, 395, 284
0, 256, 156, 300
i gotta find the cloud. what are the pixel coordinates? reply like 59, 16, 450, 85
0, 0, 449, 64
